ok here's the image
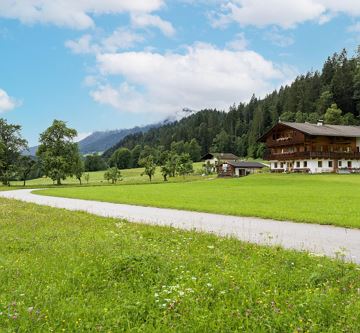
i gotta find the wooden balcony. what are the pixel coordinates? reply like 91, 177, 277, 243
264, 150, 360, 161
266, 137, 305, 147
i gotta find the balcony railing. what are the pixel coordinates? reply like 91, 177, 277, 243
266, 137, 305, 147
264, 150, 360, 161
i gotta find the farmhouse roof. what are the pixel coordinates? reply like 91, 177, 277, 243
201, 152, 239, 160
227, 161, 266, 169
282, 122, 360, 137
259, 122, 360, 141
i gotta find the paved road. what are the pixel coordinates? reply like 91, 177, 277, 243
1, 189, 360, 263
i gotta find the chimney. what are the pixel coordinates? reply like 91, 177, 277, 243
317, 120, 324, 126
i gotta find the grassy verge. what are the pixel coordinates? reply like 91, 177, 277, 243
0, 198, 359, 331
38, 173, 360, 228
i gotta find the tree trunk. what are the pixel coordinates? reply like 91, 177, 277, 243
23, 179, 26, 187
57, 178, 61, 185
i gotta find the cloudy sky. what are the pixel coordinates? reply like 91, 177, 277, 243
1, 0, 360, 145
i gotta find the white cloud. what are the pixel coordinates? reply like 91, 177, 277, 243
91, 43, 296, 115
91, 83, 147, 113
83, 75, 99, 87
0, 0, 165, 29
0, 88, 20, 113
264, 30, 294, 47
102, 28, 144, 52
65, 34, 99, 54
212, 0, 360, 29
225, 32, 248, 50
65, 28, 144, 54
348, 22, 360, 32
131, 14, 176, 37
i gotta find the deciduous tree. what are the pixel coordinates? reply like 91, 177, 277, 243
139, 155, 156, 182
176, 153, 193, 178
18, 156, 36, 186
104, 167, 122, 184
324, 104, 343, 124
109, 148, 131, 169
37, 120, 80, 185
0, 118, 28, 186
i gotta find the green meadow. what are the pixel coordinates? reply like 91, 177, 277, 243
38, 173, 360, 228
10, 163, 208, 187
1, 198, 359, 332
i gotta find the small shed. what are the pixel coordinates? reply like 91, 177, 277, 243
217, 161, 267, 177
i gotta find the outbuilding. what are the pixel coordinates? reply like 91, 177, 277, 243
201, 153, 239, 172
217, 161, 267, 177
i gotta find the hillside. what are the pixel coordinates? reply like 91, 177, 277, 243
25, 123, 157, 156
78, 124, 156, 154
104, 48, 360, 159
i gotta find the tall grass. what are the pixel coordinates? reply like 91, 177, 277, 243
1, 198, 359, 331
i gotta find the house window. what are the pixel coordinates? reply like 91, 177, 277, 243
348, 161, 352, 168
280, 162, 284, 169
274, 162, 278, 168
304, 161, 308, 168
328, 161, 333, 168
338, 161, 342, 167
357, 147, 360, 152
318, 161, 322, 168
296, 161, 300, 168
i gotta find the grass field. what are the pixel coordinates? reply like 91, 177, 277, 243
10, 163, 208, 187
1, 198, 359, 331
38, 173, 360, 228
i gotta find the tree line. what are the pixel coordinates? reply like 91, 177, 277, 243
103, 48, 360, 159
0, 119, 197, 186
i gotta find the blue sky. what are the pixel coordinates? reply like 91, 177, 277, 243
1, 1, 360, 146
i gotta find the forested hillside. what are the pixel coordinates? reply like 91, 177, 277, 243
78, 124, 157, 154
104, 49, 360, 160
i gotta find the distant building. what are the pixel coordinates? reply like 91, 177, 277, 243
217, 161, 267, 177
201, 152, 239, 165
259, 121, 360, 173
201, 153, 240, 173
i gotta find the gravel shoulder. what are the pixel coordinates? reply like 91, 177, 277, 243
1, 189, 360, 264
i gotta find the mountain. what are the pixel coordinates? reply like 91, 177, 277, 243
103, 48, 360, 160
78, 124, 157, 154
25, 123, 157, 156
